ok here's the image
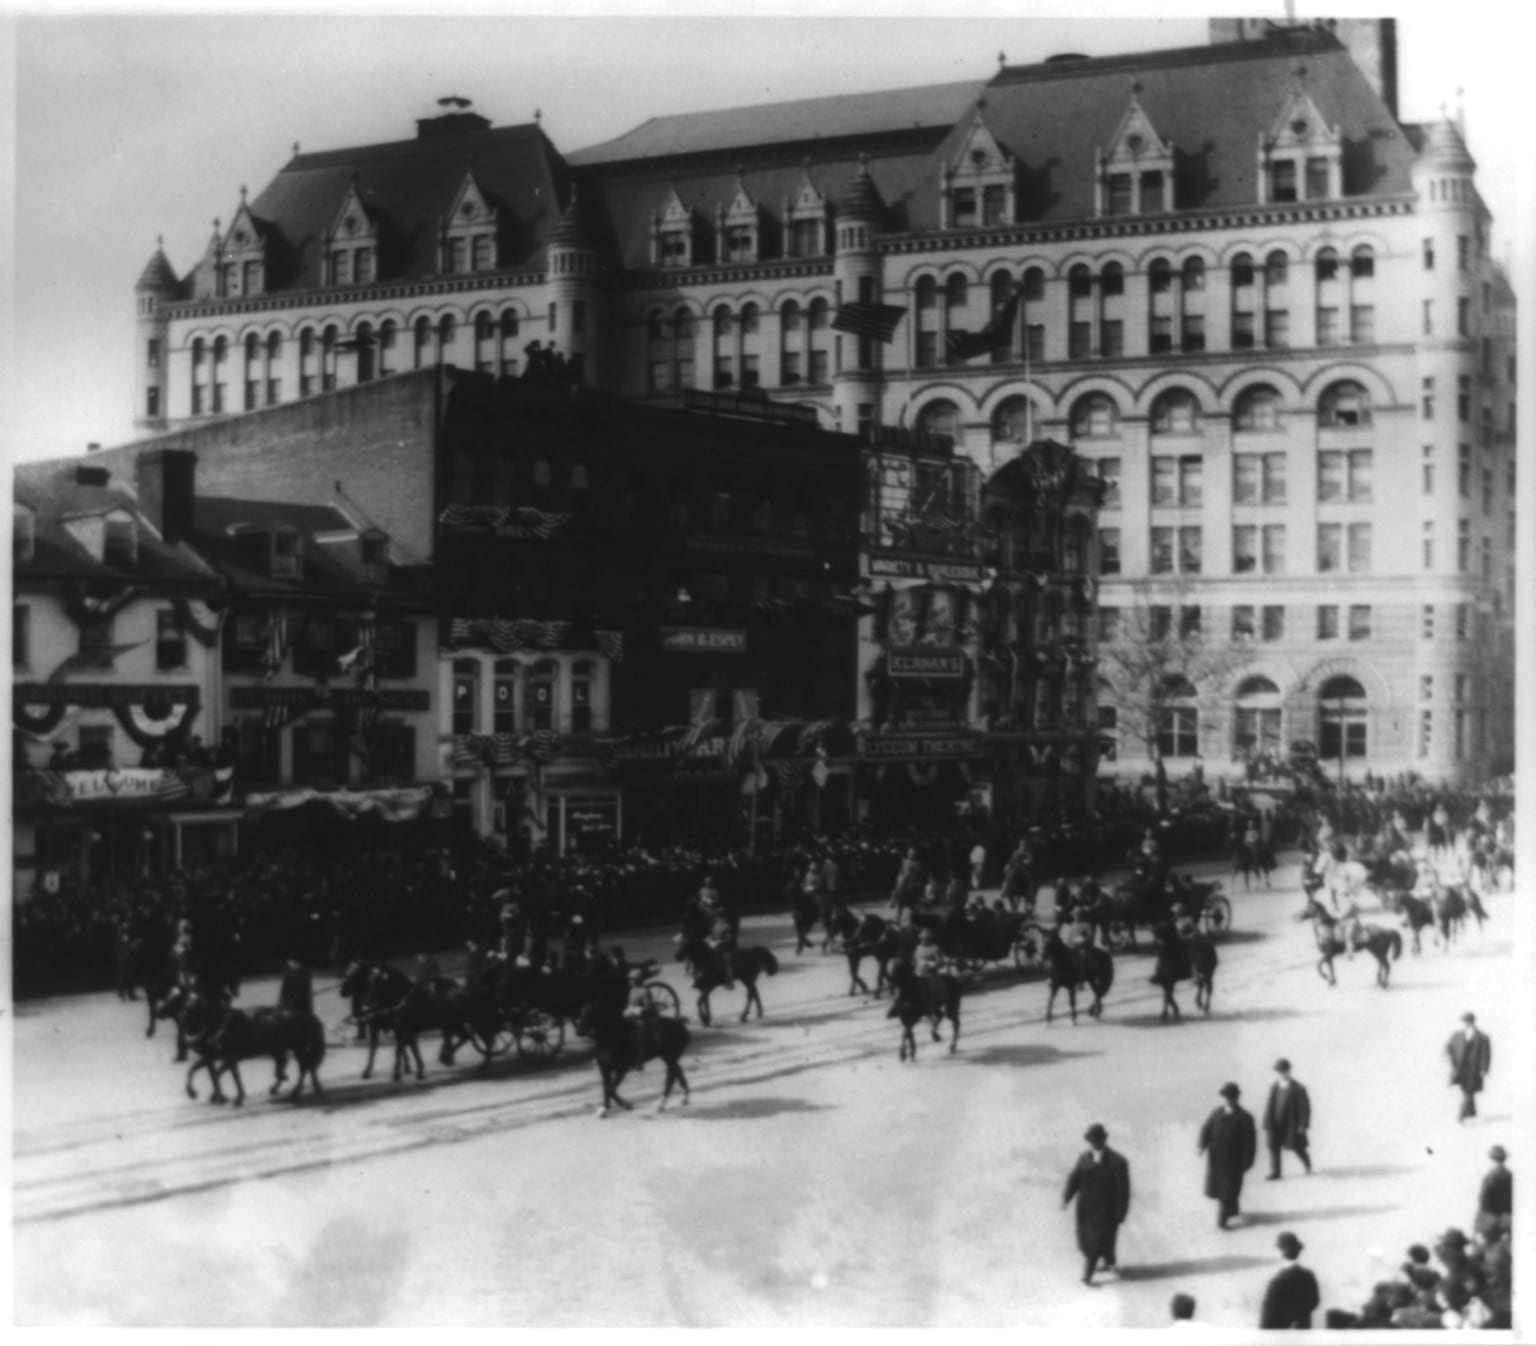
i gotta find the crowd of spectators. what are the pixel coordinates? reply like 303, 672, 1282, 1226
1324, 1147, 1513, 1330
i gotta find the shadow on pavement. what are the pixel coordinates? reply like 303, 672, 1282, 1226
1314, 1163, 1419, 1180
670, 1096, 828, 1121
1241, 1204, 1395, 1225
1109, 1005, 1307, 1028
960, 1044, 1102, 1068
1120, 1253, 1270, 1281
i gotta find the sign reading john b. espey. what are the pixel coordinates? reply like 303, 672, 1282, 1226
658, 627, 748, 654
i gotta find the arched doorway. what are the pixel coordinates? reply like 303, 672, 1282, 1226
1233, 675, 1282, 756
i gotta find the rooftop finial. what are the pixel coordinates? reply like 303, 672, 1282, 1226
858, 151, 870, 169
997, 50, 1006, 68
240, 184, 247, 201
1294, 62, 1308, 84
157, 234, 164, 250
1131, 78, 1143, 97
534, 107, 542, 123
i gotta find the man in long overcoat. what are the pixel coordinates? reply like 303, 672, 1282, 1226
1061, 1122, 1131, 1284
1446, 1012, 1492, 1121
1198, 1081, 1257, 1229
1263, 1058, 1313, 1178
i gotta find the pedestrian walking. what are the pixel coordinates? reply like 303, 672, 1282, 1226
277, 952, 313, 1015
1475, 1146, 1512, 1243
1061, 1122, 1131, 1285
1198, 1082, 1257, 1229
1445, 1012, 1492, 1122
1259, 1231, 1321, 1329
969, 839, 987, 889
1263, 1058, 1313, 1179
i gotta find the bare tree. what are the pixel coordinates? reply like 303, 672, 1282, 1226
1097, 579, 1252, 814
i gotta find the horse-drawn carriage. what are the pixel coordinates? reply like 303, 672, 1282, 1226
908, 902, 1047, 975
1100, 871, 1232, 949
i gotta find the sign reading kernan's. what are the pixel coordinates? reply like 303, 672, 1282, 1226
887, 648, 967, 679
659, 628, 748, 654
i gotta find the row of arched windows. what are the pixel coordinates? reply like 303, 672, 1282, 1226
917, 379, 1375, 447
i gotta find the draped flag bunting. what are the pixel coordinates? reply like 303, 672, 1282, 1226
242, 786, 433, 822
446, 618, 574, 654
261, 610, 289, 684
945, 283, 1024, 362
438, 504, 574, 538
596, 630, 624, 664
829, 301, 907, 343
172, 598, 222, 648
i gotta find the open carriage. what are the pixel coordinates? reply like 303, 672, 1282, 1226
1101, 872, 1231, 949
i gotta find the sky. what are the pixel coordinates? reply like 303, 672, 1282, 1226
2, 2, 1527, 463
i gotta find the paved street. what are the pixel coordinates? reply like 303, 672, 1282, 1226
13, 854, 1517, 1328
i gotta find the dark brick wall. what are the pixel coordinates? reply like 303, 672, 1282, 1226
88, 369, 440, 558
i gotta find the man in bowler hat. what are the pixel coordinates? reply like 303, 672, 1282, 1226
1446, 1012, 1492, 1121
1062, 1122, 1132, 1285
1259, 1231, 1321, 1328
1475, 1145, 1512, 1242
1198, 1082, 1257, 1229
1263, 1058, 1313, 1179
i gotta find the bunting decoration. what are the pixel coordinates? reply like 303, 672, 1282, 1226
521, 730, 562, 765
446, 618, 574, 654
172, 597, 222, 648
261, 610, 289, 684
63, 584, 141, 626
112, 697, 200, 749
829, 301, 907, 343
438, 504, 574, 539
596, 630, 624, 663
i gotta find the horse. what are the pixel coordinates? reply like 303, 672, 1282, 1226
575, 1001, 691, 1117
827, 906, 903, 997
1148, 922, 1193, 1022
339, 960, 488, 1082
178, 992, 326, 1105
1000, 856, 1038, 914
1396, 893, 1437, 954
1231, 838, 1276, 891
1431, 884, 1469, 948
675, 937, 779, 1026
1187, 932, 1218, 1014
1305, 902, 1402, 989
789, 886, 833, 955
885, 960, 962, 1060
1041, 927, 1114, 1024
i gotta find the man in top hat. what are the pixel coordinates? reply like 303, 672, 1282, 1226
1062, 1122, 1132, 1285
1475, 1146, 1512, 1242
1259, 1231, 1321, 1328
1263, 1058, 1313, 1179
1198, 1082, 1257, 1229
1445, 1011, 1493, 1121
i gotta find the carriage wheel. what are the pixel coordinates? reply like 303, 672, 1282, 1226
1204, 897, 1233, 938
514, 1010, 565, 1063
1106, 920, 1134, 951
471, 1023, 516, 1057
1014, 924, 1049, 969
639, 982, 682, 1018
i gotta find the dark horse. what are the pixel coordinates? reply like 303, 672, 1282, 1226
1149, 922, 1192, 1022
339, 960, 490, 1082
1396, 893, 1438, 954
1188, 932, 1218, 1014
886, 960, 962, 1061
676, 938, 779, 1026
1042, 928, 1114, 1024
1231, 838, 1276, 891
177, 991, 326, 1105
1304, 902, 1402, 989
789, 886, 833, 955
828, 906, 904, 997
576, 1000, 691, 1117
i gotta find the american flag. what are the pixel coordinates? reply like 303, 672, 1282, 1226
261, 610, 288, 684
521, 730, 561, 764
830, 301, 907, 343
945, 283, 1024, 362
156, 771, 190, 802
596, 630, 624, 663
505, 508, 574, 540
492, 733, 520, 767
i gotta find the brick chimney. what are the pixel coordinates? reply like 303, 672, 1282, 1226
136, 449, 197, 545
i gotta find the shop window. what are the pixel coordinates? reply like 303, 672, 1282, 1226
13, 603, 29, 668
527, 659, 557, 731
571, 660, 595, 734
452, 659, 479, 737
156, 608, 188, 671
78, 615, 116, 669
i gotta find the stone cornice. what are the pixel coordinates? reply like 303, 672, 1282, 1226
166, 269, 549, 321
621, 258, 837, 292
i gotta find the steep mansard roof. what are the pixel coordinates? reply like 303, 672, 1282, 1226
180, 31, 1417, 297
198, 121, 567, 295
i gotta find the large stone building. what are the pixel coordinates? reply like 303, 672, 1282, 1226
125, 19, 1514, 785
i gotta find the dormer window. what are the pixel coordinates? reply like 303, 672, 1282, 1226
652, 185, 697, 268
103, 514, 138, 567
271, 527, 302, 579
718, 176, 761, 264
784, 167, 829, 258
325, 181, 382, 288
360, 533, 388, 585
217, 194, 269, 297
13, 505, 34, 564
439, 175, 500, 275
942, 117, 1016, 230
1096, 92, 1175, 217
1258, 86, 1342, 204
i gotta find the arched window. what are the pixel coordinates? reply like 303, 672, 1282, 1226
740, 302, 759, 335
1319, 380, 1372, 428
1181, 257, 1206, 291
377, 321, 395, 377
806, 299, 830, 384
1318, 675, 1368, 761
779, 301, 802, 386
944, 274, 968, 311
739, 303, 761, 386
1101, 262, 1125, 296
673, 308, 697, 389
988, 271, 1016, 361
264, 331, 282, 405
1231, 252, 1255, 288
1314, 247, 1340, 282
474, 312, 494, 374
914, 278, 939, 367
492, 658, 520, 735
646, 311, 665, 343
1234, 385, 1282, 431
915, 276, 938, 310
1149, 258, 1174, 294
1265, 250, 1289, 287
451, 657, 480, 737
712, 305, 734, 388
1234, 676, 1282, 756
413, 317, 432, 369
355, 321, 375, 383
211, 336, 228, 412
1151, 388, 1202, 435
916, 399, 961, 449
570, 659, 595, 733
320, 325, 337, 392
1070, 393, 1119, 439
991, 395, 1037, 448
1350, 245, 1376, 279
1158, 676, 1200, 759
437, 315, 455, 354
